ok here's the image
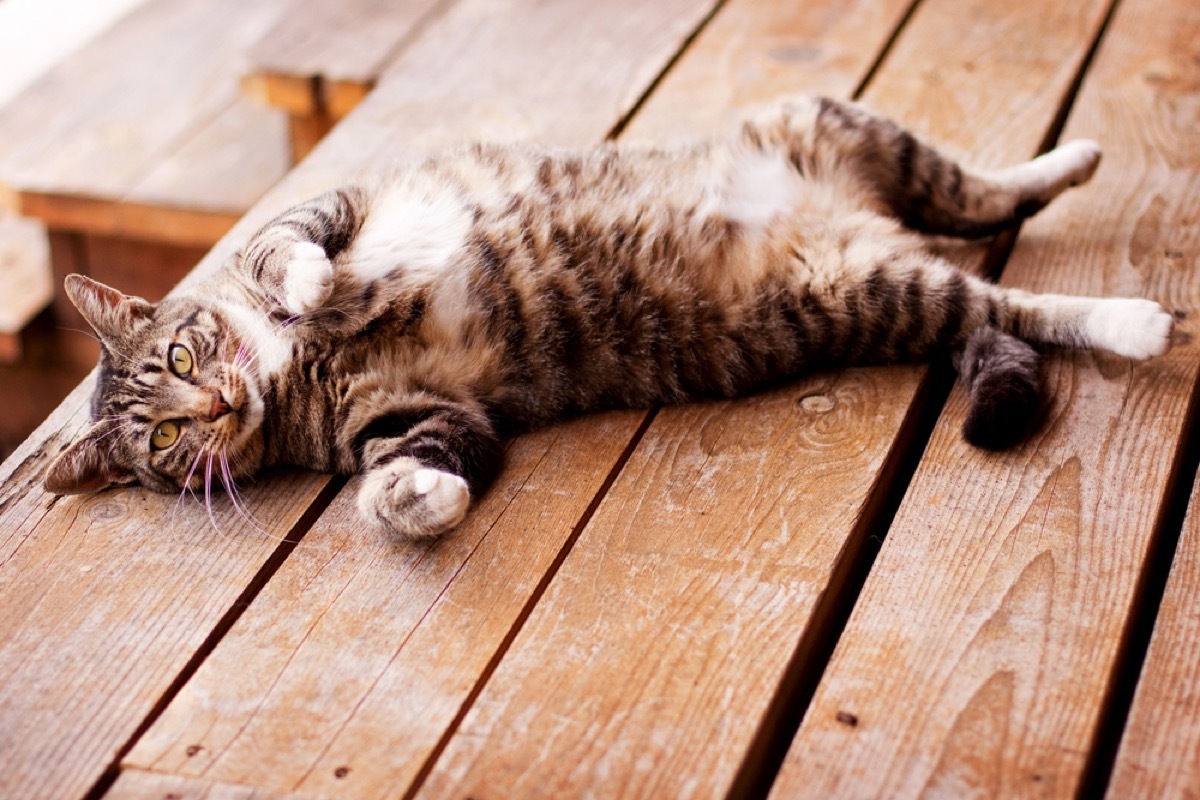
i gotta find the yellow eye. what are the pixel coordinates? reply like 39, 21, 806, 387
151, 420, 182, 451
168, 344, 193, 377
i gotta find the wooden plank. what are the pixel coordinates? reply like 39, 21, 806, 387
130, 98, 291, 219
0, 0, 291, 242
413, 0, 1118, 796
1110, 474, 1200, 797
286, 110, 337, 164
243, 0, 452, 117
623, 0, 912, 139
126, 414, 640, 796
80, 236, 210, 305
770, 0, 1200, 796
108, 769, 315, 799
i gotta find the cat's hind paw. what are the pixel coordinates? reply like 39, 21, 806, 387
282, 242, 334, 315
1046, 139, 1102, 189
1087, 298, 1174, 360
357, 459, 470, 540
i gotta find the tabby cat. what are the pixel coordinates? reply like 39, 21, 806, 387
44, 96, 1173, 539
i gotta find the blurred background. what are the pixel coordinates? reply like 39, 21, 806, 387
0, 0, 150, 459
0, 0, 405, 459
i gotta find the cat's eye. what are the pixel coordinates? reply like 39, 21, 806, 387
168, 344, 193, 377
150, 420, 182, 451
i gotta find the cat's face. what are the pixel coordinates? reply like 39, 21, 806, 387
44, 275, 267, 497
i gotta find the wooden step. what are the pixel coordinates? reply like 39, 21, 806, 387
241, 0, 453, 161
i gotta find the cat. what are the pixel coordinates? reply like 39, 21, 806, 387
43, 96, 1173, 539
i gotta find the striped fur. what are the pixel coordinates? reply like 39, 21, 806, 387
45, 96, 1174, 539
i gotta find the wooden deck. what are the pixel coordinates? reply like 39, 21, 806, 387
2, 0, 1199, 797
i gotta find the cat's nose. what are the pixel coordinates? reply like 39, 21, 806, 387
206, 391, 232, 421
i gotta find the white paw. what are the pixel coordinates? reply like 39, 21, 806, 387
356, 461, 471, 540
1053, 139, 1102, 186
411, 468, 470, 525
1087, 298, 1174, 360
1032, 139, 1102, 196
282, 241, 333, 314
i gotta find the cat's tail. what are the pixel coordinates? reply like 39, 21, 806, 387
953, 326, 1042, 450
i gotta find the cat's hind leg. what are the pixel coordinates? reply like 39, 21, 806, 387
743, 96, 1101, 238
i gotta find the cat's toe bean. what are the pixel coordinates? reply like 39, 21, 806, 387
1088, 298, 1174, 360
282, 242, 334, 314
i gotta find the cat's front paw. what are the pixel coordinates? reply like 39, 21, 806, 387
357, 458, 471, 539
282, 242, 334, 315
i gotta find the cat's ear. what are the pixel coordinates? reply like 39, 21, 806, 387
63, 274, 154, 343
44, 422, 136, 495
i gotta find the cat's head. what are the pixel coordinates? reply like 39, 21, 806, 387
44, 275, 268, 496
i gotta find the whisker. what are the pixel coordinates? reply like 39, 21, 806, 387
217, 451, 281, 540
57, 326, 103, 346
173, 449, 206, 518
201, 452, 230, 539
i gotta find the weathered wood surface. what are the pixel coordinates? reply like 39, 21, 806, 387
769, 0, 1200, 795
0, 384, 334, 800
2, 0, 1200, 797
0, 0, 292, 247
109, 769, 315, 800
1102, 6, 1200, 797
414, 0, 1118, 796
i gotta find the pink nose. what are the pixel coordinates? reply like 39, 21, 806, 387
207, 391, 232, 421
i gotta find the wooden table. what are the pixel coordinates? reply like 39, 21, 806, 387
2, 0, 1198, 797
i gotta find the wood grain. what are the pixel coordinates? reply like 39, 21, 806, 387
125, 413, 641, 797
1102, 6, 1200, 797
108, 769, 317, 800
623, 0, 913, 139
770, 0, 1200, 795
130, 97, 290, 218
120, 2, 724, 797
